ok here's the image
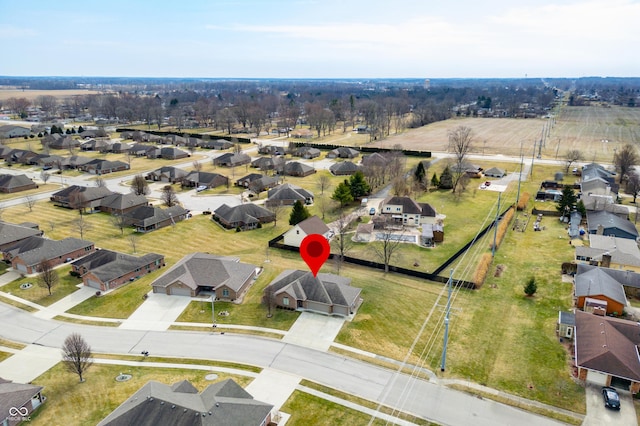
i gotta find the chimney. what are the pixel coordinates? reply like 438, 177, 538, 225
596, 224, 604, 235
601, 253, 611, 268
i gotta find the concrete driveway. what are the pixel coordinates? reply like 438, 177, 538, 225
119, 292, 192, 331
582, 383, 637, 426
282, 312, 345, 351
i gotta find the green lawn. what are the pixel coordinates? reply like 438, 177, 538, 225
28, 362, 253, 426
1, 265, 82, 307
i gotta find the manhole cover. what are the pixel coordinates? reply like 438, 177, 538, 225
20, 283, 32, 290
115, 374, 132, 382
205, 374, 218, 381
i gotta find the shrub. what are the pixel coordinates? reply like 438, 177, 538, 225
524, 277, 537, 296
490, 206, 515, 250
517, 192, 530, 211
473, 253, 493, 289
235, 227, 241, 232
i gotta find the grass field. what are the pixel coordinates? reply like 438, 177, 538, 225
0, 89, 103, 101
2, 265, 82, 307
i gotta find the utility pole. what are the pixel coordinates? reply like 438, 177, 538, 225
530, 140, 536, 178
516, 154, 524, 207
440, 269, 453, 372
211, 295, 216, 327
492, 192, 502, 257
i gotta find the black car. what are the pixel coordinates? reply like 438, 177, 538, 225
602, 386, 620, 410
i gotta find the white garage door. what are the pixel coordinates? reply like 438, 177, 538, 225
16, 263, 27, 273
587, 370, 609, 386
170, 286, 192, 297
86, 279, 102, 289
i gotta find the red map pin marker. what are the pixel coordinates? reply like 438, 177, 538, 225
300, 234, 330, 277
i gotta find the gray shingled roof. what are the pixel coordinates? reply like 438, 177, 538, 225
72, 249, 163, 283
151, 252, 256, 292
100, 193, 148, 211
125, 205, 188, 228
283, 161, 315, 175
0, 174, 36, 190
574, 267, 627, 305
267, 183, 313, 202
329, 161, 359, 174
586, 210, 638, 237
213, 204, 274, 225
0, 379, 43, 422
0, 221, 42, 246
267, 270, 361, 309
10, 237, 94, 267
382, 196, 436, 217
296, 216, 330, 235
97, 379, 272, 426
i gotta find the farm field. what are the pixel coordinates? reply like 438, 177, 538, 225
0, 89, 103, 101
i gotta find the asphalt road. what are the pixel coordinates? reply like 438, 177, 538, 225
0, 303, 564, 426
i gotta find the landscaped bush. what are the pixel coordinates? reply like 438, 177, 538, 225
490, 206, 515, 250
517, 192, 530, 211
473, 253, 493, 288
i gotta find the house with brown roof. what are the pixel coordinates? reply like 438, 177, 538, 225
151, 252, 258, 299
80, 159, 130, 175
124, 205, 189, 233
3, 236, 95, 274
213, 152, 251, 167
146, 166, 189, 184
575, 310, 640, 392
99, 192, 149, 215
213, 204, 275, 230
0, 174, 37, 193
71, 249, 164, 292
293, 146, 321, 159
50, 185, 115, 211
283, 215, 332, 247
181, 171, 228, 190
264, 270, 362, 316
97, 379, 272, 426
282, 161, 315, 177
0, 378, 45, 426
379, 196, 438, 227
251, 156, 285, 172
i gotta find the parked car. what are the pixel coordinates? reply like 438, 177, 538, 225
602, 386, 620, 410
480, 181, 491, 189
196, 185, 207, 192
369, 207, 376, 215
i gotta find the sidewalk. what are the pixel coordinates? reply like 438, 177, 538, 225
33, 285, 96, 320
0, 344, 61, 383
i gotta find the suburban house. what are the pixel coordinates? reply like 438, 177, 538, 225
484, 167, 506, 178
6, 149, 37, 165
236, 174, 279, 193
146, 147, 190, 160
213, 204, 275, 230
146, 166, 189, 184
107, 142, 131, 154
258, 145, 284, 156
29, 154, 62, 168
266, 183, 314, 206
41, 134, 79, 150
0, 124, 30, 138
50, 185, 115, 211
60, 155, 93, 170
200, 139, 233, 150
329, 161, 360, 176
0, 221, 43, 251
181, 171, 228, 190
586, 210, 638, 240
128, 143, 156, 156
327, 147, 360, 159
80, 159, 130, 175
80, 139, 112, 151
580, 177, 617, 211
213, 152, 251, 167
556, 311, 575, 340
282, 161, 316, 177
3, 236, 95, 274
574, 267, 627, 315
361, 152, 389, 168
0, 377, 45, 426
293, 146, 321, 159
575, 263, 640, 300
574, 234, 640, 272
582, 163, 617, 186
575, 310, 640, 392
264, 269, 362, 316
354, 223, 375, 242
151, 252, 258, 299
0, 174, 37, 193
97, 379, 273, 426
71, 249, 164, 292
99, 192, 149, 215
251, 156, 285, 172
124, 205, 189, 233
78, 128, 108, 139
379, 196, 438, 227
283, 215, 332, 247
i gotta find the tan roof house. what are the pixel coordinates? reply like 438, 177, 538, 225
283, 215, 331, 247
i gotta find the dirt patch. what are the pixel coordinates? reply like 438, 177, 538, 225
494, 264, 506, 277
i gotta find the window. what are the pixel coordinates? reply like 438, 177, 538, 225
283, 297, 289, 306
222, 288, 229, 297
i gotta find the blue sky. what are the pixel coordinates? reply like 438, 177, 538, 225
0, 0, 638, 78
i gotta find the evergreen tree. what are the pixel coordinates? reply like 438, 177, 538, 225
348, 171, 370, 199
430, 172, 439, 188
439, 166, 453, 189
556, 185, 577, 214
331, 182, 354, 207
524, 277, 537, 296
414, 161, 426, 184
289, 200, 311, 225
78, 125, 85, 133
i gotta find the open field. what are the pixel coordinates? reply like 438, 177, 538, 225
28, 362, 253, 426
366, 106, 640, 163
0, 89, 102, 101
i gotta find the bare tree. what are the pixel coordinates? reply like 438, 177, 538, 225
95, 177, 106, 188
331, 211, 354, 274
391, 177, 410, 196
448, 126, 474, 193
68, 191, 88, 215
267, 203, 285, 227
263, 285, 276, 318
40, 170, 51, 184
192, 160, 202, 171
315, 194, 334, 220
61, 333, 93, 382
128, 234, 138, 253
24, 194, 36, 212
161, 185, 180, 207
110, 214, 128, 236
614, 144, 640, 184
36, 258, 58, 295
72, 215, 92, 239
317, 175, 331, 195
370, 225, 404, 273
626, 172, 640, 204
563, 149, 584, 173
131, 175, 150, 196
